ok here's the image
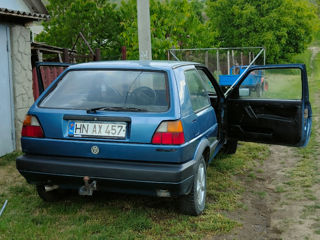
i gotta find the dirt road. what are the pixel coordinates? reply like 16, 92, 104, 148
211, 47, 320, 240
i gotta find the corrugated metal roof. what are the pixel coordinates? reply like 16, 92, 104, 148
0, 7, 49, 22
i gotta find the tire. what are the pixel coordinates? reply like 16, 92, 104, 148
179, 156, 207, 216
223, 140, 238, 154
36, 185, 64, 202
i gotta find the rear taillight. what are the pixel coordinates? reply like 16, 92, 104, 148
152, 120, 185, 145
21, 115, 44, 138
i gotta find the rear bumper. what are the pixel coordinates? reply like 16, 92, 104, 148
16, 154, 196, 197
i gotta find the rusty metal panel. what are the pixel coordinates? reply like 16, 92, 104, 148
32, 67, 39, 100
32, 63, 71, 100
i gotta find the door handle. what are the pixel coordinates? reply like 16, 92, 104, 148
244, 105, 257, 119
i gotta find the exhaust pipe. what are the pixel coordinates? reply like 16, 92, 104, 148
79, 176, 97, 196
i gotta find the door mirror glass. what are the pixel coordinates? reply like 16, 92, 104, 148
239, 68, 302, 99
239, 88, 250, 97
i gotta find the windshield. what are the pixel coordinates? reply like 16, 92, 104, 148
39, 70, 169, 112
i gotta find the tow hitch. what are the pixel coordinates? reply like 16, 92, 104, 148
79, 176, 97, 196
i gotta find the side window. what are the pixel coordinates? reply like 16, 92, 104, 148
185, 69, 211, 112
239, 68, 302, 99
198, 70, 217, 95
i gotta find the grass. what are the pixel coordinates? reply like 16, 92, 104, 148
275, 186, 286, 193
280, 40, 320, 234
0, 142, 270, 240
290, 48, 320, 191
262, 71, 302, 99
0, 151, 21, 166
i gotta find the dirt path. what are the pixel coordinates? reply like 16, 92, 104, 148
211, 145, 300, 240
211, 47, 320, 240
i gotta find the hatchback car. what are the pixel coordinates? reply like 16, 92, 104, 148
17, 61, 312, 215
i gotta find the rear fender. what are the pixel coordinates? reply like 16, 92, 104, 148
192, 138, 210, 168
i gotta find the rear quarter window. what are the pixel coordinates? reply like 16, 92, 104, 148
184, 69, 210, 112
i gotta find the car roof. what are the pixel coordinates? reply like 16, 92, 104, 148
67, 60, 200, 71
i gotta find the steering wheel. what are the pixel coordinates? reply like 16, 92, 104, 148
130, 86, 157, 105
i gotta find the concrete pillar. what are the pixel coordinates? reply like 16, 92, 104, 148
10, 25, 34, 150
137, 0, 152, 60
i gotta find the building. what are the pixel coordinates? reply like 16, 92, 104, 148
0, 0, 49, 156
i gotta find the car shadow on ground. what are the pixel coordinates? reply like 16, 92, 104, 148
39, 189, 179, 213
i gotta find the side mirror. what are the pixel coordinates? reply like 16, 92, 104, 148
239, 88, 250, 97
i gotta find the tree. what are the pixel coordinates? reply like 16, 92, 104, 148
206, 0, 319, 63
36, 0, 122, 60
119, 0, 214, 60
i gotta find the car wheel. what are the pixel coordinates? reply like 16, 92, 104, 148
179, 156, 207, 216
223, 139, 238, 154
36, 185, 64, 202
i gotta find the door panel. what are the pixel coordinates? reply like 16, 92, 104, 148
226, 64, 311, 147
227, 99, 302, 145
0, 24, 15, 156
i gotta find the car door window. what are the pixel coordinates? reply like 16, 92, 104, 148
239, 68, 302, 99
184, 69, 211, 112
227, 65, 311, 147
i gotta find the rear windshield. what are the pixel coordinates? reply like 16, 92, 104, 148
39, 70, 169, 112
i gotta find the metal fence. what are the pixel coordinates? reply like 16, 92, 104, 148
168, 47, 266, 79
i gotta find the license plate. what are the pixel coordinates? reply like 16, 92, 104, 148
68, 121, 127, 138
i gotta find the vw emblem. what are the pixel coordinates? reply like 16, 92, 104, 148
91, 146, 99, 154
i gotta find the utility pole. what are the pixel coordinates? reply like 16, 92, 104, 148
137, 0, 152, 60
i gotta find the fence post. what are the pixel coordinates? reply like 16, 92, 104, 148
63, 48, 70, 63
121, 46, 127, 60
216, 50, 220, 73
205, 51, 208, 68
227, 50, 230, 75
241, 52, 243, 65
232, 50, 235, 66
94, 48, 101, 61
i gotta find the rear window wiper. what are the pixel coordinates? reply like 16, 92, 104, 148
87, 106, 147, 113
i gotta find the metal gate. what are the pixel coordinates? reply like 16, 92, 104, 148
0, 24, 15, 156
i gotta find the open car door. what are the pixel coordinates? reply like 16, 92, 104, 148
225, 64, 312, 147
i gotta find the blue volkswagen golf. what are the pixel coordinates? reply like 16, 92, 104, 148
16, 61, 312, 215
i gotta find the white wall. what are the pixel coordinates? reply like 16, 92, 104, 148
10, 25, 34, 150
0, 24, 15, 156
